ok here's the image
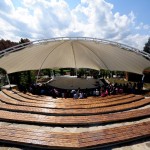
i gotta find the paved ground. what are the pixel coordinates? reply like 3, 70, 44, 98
48, 75, 104, 89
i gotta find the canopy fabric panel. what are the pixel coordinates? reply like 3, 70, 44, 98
0, 38, 150, 74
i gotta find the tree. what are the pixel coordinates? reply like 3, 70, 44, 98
0, 39, 18, 51
0, 38, 30, 51
19, 38, 30, 44
143, 37, 150, 54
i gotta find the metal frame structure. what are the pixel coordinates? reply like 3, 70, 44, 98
0, 37, 150, 60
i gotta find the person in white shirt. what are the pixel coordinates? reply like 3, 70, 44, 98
95, 89, 99, 96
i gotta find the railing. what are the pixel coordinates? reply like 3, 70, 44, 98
0, 37, 150, 60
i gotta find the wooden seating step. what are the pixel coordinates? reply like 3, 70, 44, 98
2, 89, 54, 103
0, 90, 150, 149
3, 90, 137, 107
79, 121, 150, 148
0, 121, 149, 149
13, 89, 47, 99
0, 106, 150, 125
0, 93, 150, 115
7, 89, 128, 104
12, 89, 136, 105
12, 89, 122, 101
0, 91, 144, 109
0, 126, 79, 149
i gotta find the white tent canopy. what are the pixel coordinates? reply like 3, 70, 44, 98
0, 37, 150, 74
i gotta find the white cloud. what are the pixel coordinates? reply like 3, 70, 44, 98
0, 0, 149, 50
119, 34, 149, 50
0, 0, 14, 13
135, 22, 150, 30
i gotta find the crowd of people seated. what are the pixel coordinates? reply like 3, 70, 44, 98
21, 81, 144, 99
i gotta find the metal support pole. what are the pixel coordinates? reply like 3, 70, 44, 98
142, 74, 145, 83
36, 69, 41, 84
75, 68, 78, 77
6, 73, 11, 89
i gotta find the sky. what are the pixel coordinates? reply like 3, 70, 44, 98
0, 0, 150, 50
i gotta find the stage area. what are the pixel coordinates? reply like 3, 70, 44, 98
47, 75, 104, 89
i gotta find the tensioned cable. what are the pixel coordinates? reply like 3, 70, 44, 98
36, 40, 69, 83
71, 41, 77, 69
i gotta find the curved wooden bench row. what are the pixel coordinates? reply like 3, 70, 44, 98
0, 94, 150, 115
0, 106, 150, 125
79, 121, 150, 149
3, 89, 54, 103
0, 90, 150, 149
11, 90, 125, 104
0, 121, 149, 149
3, 90, 137, 108
0, 94, 144, 109
7, 89, 124, 104
27, 92, 46, 98
11, 89, 136, 105
0, 91, 144, 109
13, 89, 46, 98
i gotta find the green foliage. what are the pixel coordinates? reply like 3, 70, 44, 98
41, 69, 51, 76
19, 38, 30, 44
0, 68, 6, 74
8, 71, 36, 88
99, 69, 125, 78
19, 72, 28, 86
78, 68, 85, 75
144, 37, 150, 54
0, 38, 30, 51
0, 68, 6, 86
0, 39, 18, 51
30, 71, 36, 82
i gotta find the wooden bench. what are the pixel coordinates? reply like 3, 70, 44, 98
0, 106, 150, 125
0, 94, 144, 109
79, 121, 150, 149
12, 89, 121, 100
2, 90, 136, 106
0, 89, 150, 149
1, 90, 144, 109
0, 121, 149, 149
9, 89, 126, 104
3, 89, 54, 102
12, 89, 136, 105
0, 93, 150, 115
13, 89, 46, 98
